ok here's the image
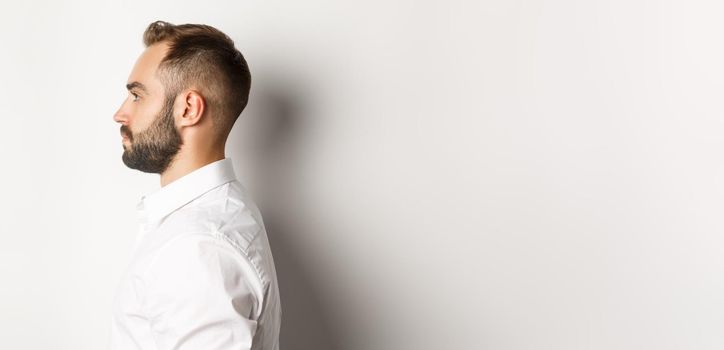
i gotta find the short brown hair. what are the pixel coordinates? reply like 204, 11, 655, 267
143, 20, 251, 142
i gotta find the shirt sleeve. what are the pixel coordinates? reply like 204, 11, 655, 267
141, 234, 261, 350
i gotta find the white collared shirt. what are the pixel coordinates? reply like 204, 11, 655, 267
109, 158, 281, 350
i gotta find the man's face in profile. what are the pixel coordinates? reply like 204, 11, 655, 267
113, 43, 183, 174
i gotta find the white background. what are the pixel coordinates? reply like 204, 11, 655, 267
1, 1, 723, 349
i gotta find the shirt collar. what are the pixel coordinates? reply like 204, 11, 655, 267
136, 158, 238, 225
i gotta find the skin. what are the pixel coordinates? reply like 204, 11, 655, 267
113, 41, 226, 187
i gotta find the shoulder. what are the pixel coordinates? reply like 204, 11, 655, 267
163, 181, 263, 242
143, 233, 256, 281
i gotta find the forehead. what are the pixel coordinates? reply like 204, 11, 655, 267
127, 42, 169, 94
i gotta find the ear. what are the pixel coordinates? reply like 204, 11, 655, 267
176, 89, 206, 127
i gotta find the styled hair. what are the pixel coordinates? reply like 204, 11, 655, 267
143, 20, 251, 142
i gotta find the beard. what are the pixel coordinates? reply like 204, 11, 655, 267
120, 95, 183, 174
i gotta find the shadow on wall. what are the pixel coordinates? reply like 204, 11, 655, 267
227, 70, 341, 350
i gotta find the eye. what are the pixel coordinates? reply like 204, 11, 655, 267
130, 91, 140, 102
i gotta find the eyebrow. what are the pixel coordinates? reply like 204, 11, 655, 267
126, 81, 148, 94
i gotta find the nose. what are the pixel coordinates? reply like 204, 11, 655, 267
113, 101, 129, 124
113, 109, 126, 124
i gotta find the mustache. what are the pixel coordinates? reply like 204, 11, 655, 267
120, 126, 132, 140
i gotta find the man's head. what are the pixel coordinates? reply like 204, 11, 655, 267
113, 20, 251, 174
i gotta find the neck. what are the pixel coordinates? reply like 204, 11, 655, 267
160, 147, 225, 187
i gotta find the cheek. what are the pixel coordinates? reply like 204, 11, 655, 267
131, 114, 155, 135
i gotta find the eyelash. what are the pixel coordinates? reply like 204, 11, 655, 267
130, 92, 140, 102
